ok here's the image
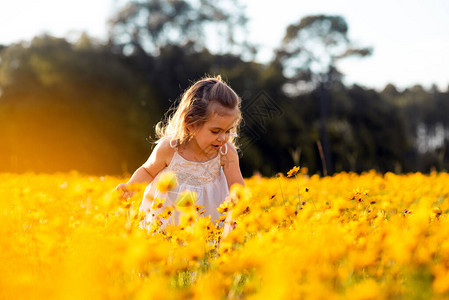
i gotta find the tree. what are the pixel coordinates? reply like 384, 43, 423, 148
382, 83, 401, 99
345, 85, 408, 172
274, 15, 372, 175
108, 0, 255, 58
0, 34, 158, 174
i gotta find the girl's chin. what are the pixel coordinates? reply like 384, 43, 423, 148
198, 146, 218, 157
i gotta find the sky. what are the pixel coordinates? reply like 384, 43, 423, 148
0, 0, 448, 91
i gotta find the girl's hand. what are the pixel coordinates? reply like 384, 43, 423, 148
115, 183, 134, 199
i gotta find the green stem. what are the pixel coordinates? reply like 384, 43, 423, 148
295, 175, 301, 200
294, 175, 303, 212
278, 176, 294, 223
296, 174, 317, 211
277, 176, 286, 207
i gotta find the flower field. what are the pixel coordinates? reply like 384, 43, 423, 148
2, 170, 449, 299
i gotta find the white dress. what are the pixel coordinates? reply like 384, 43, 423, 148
139, 146, 229, 229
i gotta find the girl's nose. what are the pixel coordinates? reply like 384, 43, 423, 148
217, 132, 226, 142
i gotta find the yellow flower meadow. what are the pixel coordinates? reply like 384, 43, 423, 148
1, 171, 449, 299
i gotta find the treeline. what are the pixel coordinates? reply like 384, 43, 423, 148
0, 1, 447, 176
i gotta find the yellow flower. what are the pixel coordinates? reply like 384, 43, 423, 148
156, 171, 178, 193
175, 190, 197, 212
349, 187, 369, 203
179, 209, 198, 227
195, 205, 206, 215
157, 205, 173, 219
151, 197, 165, 210
217, 199, 234, 214
216, 215, 227, 223
229, 183, 252, 203
433, 206, 442, 215
287, 166, 300, 177
120, 198, 132, 209
224, 227, 245, 244
218, 241, 233, 255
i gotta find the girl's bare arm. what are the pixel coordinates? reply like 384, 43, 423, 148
222, 142, 245, 189
116, 140, 174, 196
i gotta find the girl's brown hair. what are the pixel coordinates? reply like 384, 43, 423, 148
155, 75, 242, 147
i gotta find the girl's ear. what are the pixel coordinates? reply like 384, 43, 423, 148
186, 117, 196, 133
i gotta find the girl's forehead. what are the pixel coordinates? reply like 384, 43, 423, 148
206, 112, 237, 127
206, 107, 238, 127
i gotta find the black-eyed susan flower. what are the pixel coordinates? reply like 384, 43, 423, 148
216, 215, 227, 222
121, 198, 132, 209
151, 197, 166, 210
433, 206, 442, 216
217, 200, 234, 214
350, 187, 369, 203
175, 190, 197, 213
229, 183, 252, 203
195, 205, 206, 215
158, 205, 174, 219
287, 166, 300, 178
156, 171, 178, 193
179, 209, 198, 227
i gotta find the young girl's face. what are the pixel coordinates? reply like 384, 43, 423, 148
190, 103, 238, 157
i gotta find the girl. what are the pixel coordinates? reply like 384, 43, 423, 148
116, 76, 244, 228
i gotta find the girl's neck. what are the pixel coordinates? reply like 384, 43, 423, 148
180, 138, 218, 162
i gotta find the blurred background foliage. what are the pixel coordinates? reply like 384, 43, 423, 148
0, 0, 448, 176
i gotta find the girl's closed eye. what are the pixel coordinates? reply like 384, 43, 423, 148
211, 129, 232, 134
